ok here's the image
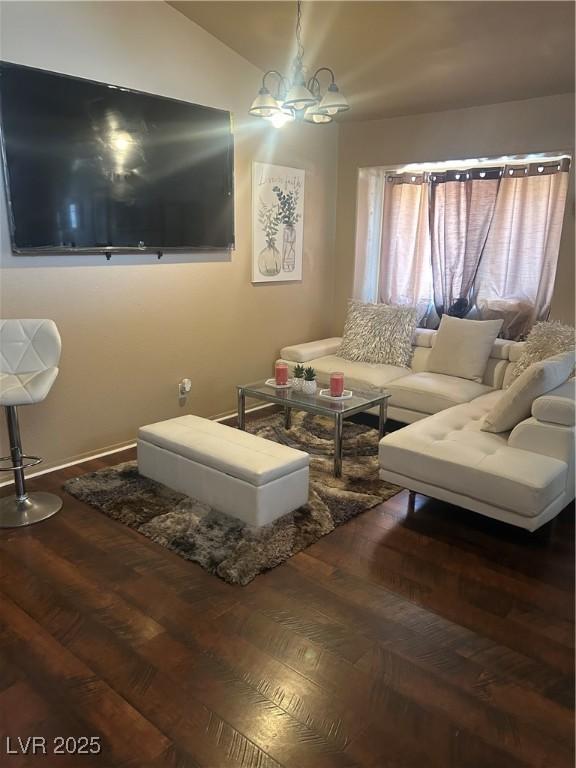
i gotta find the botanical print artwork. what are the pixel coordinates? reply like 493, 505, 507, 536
252, 162, 305, 282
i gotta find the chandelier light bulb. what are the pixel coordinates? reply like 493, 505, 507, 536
318, 83, 350, 116
267, 107, 295, 128
249, 87, 281, 118
283, 81, 317, 112
303, 104, 332, 124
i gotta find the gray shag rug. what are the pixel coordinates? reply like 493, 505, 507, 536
64, 412, 401, 585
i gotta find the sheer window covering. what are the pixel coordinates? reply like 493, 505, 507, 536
430, 168, 500, 319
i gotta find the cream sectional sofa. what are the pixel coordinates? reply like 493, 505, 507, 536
279, 332, 575, 530
279, 329, 520, 422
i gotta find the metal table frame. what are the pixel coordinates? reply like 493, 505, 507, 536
236, 382, 390, 478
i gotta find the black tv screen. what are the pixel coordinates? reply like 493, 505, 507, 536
0, 62, 234, 254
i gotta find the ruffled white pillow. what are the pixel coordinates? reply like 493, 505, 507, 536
508, 321, 575, 386
338, 300, 417, 368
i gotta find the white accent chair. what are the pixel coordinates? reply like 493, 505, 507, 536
0, 319, 62, 527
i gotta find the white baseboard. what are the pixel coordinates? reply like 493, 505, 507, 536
0, 441, 137, 487
0, 403, 275, 487
214, 402, 274, 423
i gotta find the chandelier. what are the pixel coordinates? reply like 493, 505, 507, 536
249, 0, 349, 127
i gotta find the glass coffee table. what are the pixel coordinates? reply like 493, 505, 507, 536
237, 380, 390, 477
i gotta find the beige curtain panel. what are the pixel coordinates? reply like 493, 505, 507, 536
354, 169, 433, 322
475, 160, 570, 338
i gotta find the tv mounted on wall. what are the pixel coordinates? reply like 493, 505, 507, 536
0, 62, 235, 256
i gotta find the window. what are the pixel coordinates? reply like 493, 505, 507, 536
353, 154, 570, 339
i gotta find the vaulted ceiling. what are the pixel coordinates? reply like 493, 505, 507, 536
169, 1, 575, 122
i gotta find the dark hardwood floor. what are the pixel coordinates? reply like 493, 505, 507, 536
0, 445, 573, 768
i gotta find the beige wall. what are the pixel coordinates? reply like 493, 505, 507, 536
333, 94, 575, 330
0, 1, 338, 468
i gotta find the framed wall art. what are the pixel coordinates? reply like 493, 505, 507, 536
252, 162, 305, 282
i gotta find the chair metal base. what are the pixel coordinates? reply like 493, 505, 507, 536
0, 492, 62, 528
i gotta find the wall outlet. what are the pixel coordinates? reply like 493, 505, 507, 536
178, 378, 192, 397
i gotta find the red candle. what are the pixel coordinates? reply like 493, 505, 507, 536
275, 362, 289, 386
330, 371, 345, 397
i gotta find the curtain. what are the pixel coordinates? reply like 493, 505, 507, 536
353, 168, 385, 303
353, 157, 570, 340
474, 159, 570, 339
430, 168, 500, 318
354, 168, 432, 321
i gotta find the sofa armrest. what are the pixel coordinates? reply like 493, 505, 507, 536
280, 337, 342, 363
509, 417, 574, 465
531, 380, 575, 426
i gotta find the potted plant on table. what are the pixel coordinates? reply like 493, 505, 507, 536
292, 364, 305, 391
302, 366, 317, 395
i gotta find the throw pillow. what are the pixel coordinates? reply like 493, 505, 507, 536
508, 320, 575, 385
427, 316, 503, 382
481, 349, 576, 433
338, 300, 417, 367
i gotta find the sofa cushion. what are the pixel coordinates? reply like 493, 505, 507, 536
379, 393, 567, 517
490, 338, 513, 361
139, 415, 309, 487
427, 316, 503, 382
338, 300, 417, 367
422, 328, 516, 362
531, 379, 576, 426
482, 358, 509, 389
508, 342, 526, 362
283, 355, 409, 392
508, 320, 575, 386
387, 372, 493, 414
482, 350, 576, 433
413, 328, 435, 348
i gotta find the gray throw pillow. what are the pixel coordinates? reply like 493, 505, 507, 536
508, 320, 575, 386
338, 300, 417, 367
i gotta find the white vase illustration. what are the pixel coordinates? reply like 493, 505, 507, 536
258, 244, 281, 276
282, 224, 296, 272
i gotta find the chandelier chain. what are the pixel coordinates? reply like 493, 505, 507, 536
295, 0, 304, 66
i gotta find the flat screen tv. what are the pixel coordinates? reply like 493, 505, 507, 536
0, 62, 234, 254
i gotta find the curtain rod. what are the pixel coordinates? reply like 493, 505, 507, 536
361, 151, 572, 176
366, 158, 571, 185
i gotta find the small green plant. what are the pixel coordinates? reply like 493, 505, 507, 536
303, 366, 316, 382
293, 364, 305, 379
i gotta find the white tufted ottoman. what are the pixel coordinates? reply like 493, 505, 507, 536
137, 415, 310, 527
